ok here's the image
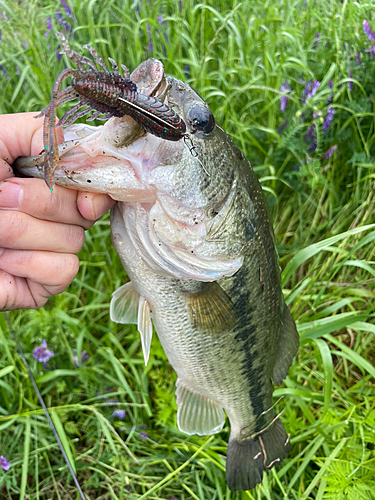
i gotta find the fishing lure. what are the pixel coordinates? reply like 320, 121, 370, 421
39, 33, 188, 190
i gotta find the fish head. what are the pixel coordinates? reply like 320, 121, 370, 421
15, 58, 242, 210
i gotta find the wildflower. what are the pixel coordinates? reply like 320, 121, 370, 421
280, 82, 291, 112
139, 431, 148, 440
323, 107, 335, 133
60, 0, 76, 21
33, 339, 54, 364
324, 145, 337, 160
0, 456, 10, 471
112, 409, 126, 419
55, 8, 63, 26
304, 123, 315, 142
184, 64, 190, 78
356, 52, 360, 65
157, 15, 165, 25
44, 16, 53, 38
309, 80, 320, 98
307, 138, 317, 152
347, 69, 353, 91
72, 349, 90, 367
302, 80, 312, 103
326, 79, 334, 104
363, 20, 375, 41
147, 24, 153, 52
0, 31, 2, 42
179, 0, 182, 10
312, 31, 320, 50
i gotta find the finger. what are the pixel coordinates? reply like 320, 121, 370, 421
77, 191, 116, 220
0, 248, 79, 290
0, 270, 50, 310
0, 209, 85, 253
0, 159, 15, 182
0, 178, 94, 230
0, 112, 63, 162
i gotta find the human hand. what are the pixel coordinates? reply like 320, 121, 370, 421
0, 112, 115, 311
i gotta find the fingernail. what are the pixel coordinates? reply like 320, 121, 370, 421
0, 182, 23, 208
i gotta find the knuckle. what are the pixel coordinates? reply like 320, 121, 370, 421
67, 225, 85, 252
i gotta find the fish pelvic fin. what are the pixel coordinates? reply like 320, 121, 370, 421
176, 379, 225, 436
272, 303, 299, 386
110, 282, 139, 324
226, 417, 290, 491
110, 282, 153, 366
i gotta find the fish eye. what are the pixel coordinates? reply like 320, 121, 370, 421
187, 106, 215, 135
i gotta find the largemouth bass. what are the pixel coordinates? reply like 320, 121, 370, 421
15, 56, 299, 491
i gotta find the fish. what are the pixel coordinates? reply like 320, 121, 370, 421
14, 55, 299, 491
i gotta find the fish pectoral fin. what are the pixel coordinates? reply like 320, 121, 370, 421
137, 296, 153, 367
185, 282, 237, 334
110, 281, 140, 324
272, 304, 299, 386
175, 379, 225, 436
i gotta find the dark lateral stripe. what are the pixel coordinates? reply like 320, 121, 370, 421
230, 266, 267, 433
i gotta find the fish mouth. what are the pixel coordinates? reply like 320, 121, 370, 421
13, 58, 182, 202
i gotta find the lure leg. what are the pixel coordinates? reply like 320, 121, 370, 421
57, 33, 97, 71
83, 44, 108, 71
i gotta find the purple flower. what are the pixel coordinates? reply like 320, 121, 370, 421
302, 80, 312, 103
139, 431, 148, 440
147, 24, 153, 52
365, 45, 375, 56
0, 31, 2, 42
73, 349, 90, 367
363, 20, 375, 41
280, 82, 291, 112
55, 8, 63, 26
303, 80, 320, 104
323, 107, 335, 133
0, 456, 10, 471
304, 124, 315, 142
356, 52, 360, 65
312, 31, 320, 50
33, 339, 54, 364
324, 145, 337, 160
307, 138, 317, 152
326, 79, 334, 104
179, 0, 182, 10
157, 15, 166, 25
347, 70, 353, 91
112, 409, 126, 419
184, 64, 190, 78
60, 0, 76, 21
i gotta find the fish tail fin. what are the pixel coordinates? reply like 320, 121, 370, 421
226, 417, 290, 491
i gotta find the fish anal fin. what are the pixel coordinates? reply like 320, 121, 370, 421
175, 379, 225, 436
226, 417, 290, 491
110, 281, 139, 324
185, 282, 237, 334
137, 296, 153, 366
272, 304, 299, 386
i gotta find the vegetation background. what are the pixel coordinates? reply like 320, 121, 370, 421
0, 0, 375, 498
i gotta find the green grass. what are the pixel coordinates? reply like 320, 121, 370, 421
1, 0, 375, 498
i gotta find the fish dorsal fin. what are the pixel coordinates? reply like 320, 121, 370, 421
175, 379, 225, 436
110, 282, 139, 324
137, 296, 153, 366
272, 304, 299, 386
